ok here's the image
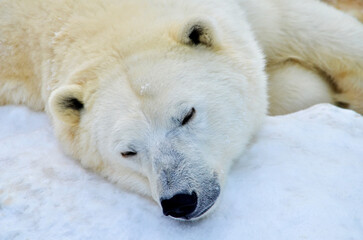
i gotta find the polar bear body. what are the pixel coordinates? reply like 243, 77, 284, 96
1, 0, 363, 220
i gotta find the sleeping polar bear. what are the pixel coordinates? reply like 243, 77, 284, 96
1, 0, 362, 220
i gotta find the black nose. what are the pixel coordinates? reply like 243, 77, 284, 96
161, 191, 198, 218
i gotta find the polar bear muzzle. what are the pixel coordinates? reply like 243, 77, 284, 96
159, 177, 220, 220
161, 191, 198, 218
156, 153, 221, 220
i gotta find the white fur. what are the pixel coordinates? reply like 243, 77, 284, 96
1, 0, 362, 219
268, 61, 334, 115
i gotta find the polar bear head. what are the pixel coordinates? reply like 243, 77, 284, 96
49, 7, 267, 220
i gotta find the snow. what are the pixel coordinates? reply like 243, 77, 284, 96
0, 104, 362, 240
140, 83, 151, 95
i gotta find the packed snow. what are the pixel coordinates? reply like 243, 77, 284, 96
0, 104, 362, 240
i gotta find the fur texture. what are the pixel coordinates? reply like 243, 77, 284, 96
1, 0, 362, 220
324, 0, 363, 22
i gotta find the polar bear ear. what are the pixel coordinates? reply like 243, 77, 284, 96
49, 85, 84, 125
179, 18, 218, 47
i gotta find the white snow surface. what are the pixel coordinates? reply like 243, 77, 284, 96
0, 104, 362, 240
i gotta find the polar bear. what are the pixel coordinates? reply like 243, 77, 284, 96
0, 0, 362, 220
323, 0, 363, 22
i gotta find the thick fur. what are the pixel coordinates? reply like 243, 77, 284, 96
323, 0, 363, 22
1, 0, 362, 220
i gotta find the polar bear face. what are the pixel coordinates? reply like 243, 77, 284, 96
49, 17, 267, 220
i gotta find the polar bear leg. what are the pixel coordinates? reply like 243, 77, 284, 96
271, 0, 363, 114
267, 61, 333, 116
0, 79, 44, 111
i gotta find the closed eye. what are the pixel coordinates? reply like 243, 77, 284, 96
181, 107, 196, 126
121, 151, 137, 158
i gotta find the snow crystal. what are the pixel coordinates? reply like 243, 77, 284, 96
54, 31, 62, 38
140, 83, 151, 95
